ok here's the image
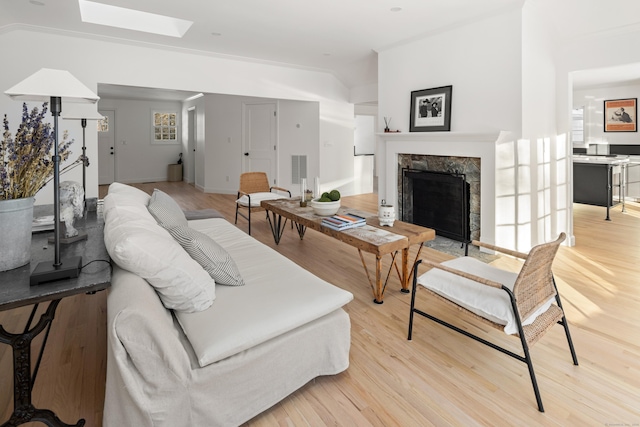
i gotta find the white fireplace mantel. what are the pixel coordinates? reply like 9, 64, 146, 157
377, 130, 514, 246
376, 131, 502, 144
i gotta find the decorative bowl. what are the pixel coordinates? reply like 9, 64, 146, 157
310, 198, 340, 216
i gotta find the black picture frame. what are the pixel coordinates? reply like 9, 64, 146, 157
410, 85, 452, 132
604, 98, 637, 132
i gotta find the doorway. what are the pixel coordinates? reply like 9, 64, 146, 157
242, 102, 277, 184
187, 107, 196, 184
98, 109, 115, 185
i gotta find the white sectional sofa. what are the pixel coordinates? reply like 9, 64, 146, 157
102, 183, 353, 426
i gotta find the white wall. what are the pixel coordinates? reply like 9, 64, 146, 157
378, 9, 523, 136
574, 83, 640, 146
187, 95, 321, 195
519, 0, 562, 249
0, 28, 355, 204
377, 6, 576, 251
278, 100, 321, 195
555, 23, 640, 142
97, 98, 183, 183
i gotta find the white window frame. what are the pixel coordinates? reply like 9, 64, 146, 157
152, 110, 179, 144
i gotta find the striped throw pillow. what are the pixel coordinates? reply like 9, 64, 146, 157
168, 225, 245, 286
148, 189, 188, 229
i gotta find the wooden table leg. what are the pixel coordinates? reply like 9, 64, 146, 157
358, 250, 397, 304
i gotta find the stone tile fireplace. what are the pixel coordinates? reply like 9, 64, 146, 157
399, 154, 480, 241
379, 131, 505, 246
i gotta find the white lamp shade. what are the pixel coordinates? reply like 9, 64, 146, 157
62, 103, 104, 120
4, 68, 99, 104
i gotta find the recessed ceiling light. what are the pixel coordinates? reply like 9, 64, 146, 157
78, 0, 193, 38
211, 32, 222, 36
323, 53, 331, 56
29, 0, 45, 5
390, 7, 402, 12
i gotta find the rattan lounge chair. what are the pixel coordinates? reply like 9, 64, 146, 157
408, 233, 578, 412
235, 172, 291, 235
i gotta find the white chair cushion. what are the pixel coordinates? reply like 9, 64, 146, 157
236, 192, 286, 207
168, 225, 245, 286
417, 257, 554, 335
103, 192, 215, 313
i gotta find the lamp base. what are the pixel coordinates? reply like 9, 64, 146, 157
30, 256, 82, 286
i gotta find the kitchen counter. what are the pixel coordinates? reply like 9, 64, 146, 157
572, 154, 630, 165
572, 155, 628, 220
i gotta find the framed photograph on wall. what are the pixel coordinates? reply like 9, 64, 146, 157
410, 85, 452, 132
604, 98, 637, 132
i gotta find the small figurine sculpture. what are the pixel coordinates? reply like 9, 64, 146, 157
378, 200, 395, 227
59, 181, 85, 238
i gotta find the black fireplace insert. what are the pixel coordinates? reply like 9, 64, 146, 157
402, 168, 470, 243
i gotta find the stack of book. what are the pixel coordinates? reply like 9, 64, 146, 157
321, 213, 366, 231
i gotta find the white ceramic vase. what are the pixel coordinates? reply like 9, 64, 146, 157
0, 197, 34, 271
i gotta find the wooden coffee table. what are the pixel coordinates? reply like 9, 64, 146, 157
261, 198, 435, 303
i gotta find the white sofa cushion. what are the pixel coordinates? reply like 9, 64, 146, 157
107, 182, 150, 205
167, 225, 245, 286
104, 187, 216, 313
147, 188, 188, 229
417, 257, 554, 335
236, 191, 286, 207
177, 218, 354, 366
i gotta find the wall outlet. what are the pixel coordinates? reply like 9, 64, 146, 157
225, 175, 229, 182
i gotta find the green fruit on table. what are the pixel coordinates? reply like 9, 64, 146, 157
321, 192, 330, 199
319, 196, 332, 202
329, 190, 341, 201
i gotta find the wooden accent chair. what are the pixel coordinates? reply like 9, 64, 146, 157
408, 233, 578, 412
235, 172, 291, 235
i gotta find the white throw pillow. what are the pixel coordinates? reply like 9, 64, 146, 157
168, 225, 245, 286
107, 182, 150, 205
148, 189, 188, 229
417, 257, 554, 335
104, 192, 215, 313
236, 191, 286, 207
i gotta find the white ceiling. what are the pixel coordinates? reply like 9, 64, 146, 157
3, 0, 640, 94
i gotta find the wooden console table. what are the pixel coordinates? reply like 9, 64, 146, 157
0, 205, 111, 427
261, 198, 435, 303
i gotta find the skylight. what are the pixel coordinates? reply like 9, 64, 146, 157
78, 0, 193, 38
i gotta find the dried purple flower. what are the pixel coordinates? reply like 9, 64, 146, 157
1, 102, 74, 200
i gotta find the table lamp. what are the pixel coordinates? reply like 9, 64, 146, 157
5, 68, 100, 286
62, 103, 104, 205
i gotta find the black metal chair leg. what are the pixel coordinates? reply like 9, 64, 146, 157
519, 334, 545, 412
247, 208, 251, 235
407, 260, 422, 341
553, 277, 579, 365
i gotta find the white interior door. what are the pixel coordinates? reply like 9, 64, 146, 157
243, 103, 277, 184
97, 110, 115, 185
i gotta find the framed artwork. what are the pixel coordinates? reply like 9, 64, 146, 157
604, 98, 637, 132
410, 85, 452, 132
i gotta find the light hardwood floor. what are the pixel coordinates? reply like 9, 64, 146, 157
1, 181, 639, 426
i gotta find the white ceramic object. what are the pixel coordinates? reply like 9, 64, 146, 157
310, 198, 340, 216
378, 203, 395, 226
